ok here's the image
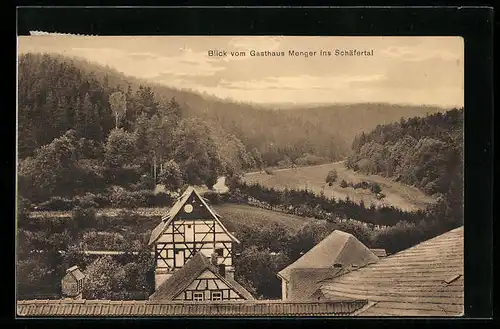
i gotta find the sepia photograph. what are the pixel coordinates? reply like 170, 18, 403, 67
16, 35, 464, 317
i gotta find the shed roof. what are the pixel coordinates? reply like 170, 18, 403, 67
317, 226, 464, 316
149, 252, 254, 301
278, 230, 379, 281
148, 186, 239, 246
16, 299, 368, 317
64, 266, 85, 281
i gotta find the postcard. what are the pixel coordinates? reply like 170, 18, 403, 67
16, 35, 464, 317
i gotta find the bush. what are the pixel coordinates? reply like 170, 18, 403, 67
339, 180, 348, 188
74, 193, 99, 209
151, 192, 174, 207
264, 168, 274, 175
130, 174, 156, 191
325, 169, 338, 185
93, 193, 111, 208
71, 206, 97, 230
370, 183, 382, 194
203, 191, 222, 204
36, 196, 75, 211
17, 196, 32, 226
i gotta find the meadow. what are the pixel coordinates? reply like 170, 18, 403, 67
243, 162, 436, 212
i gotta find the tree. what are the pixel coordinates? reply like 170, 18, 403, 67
234, 246, 290, 299
158, 160, 183, 191
173, 118, 222, 186
109, 91, 127, 129
18, 130, 80, 200
104, 128, 137, 168
325, 169, 338, 186
83, 256, 123, 300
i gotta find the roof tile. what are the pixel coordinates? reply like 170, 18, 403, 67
318, 226, 464, 316
17, 299, 367, 317
278, 230, 379, 281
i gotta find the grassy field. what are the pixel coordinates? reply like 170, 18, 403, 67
212, 204, 313, 233
29, 203, 312, 236
243, 162, 436, 212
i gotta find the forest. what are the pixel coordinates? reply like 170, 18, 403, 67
16, 52, 462, 302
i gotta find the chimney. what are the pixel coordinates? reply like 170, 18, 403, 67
218, 264, 226, 277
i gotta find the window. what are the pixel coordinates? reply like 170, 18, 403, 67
193, 292, 204, 301
215, 248, 223, 257
211, 291, 222, 301
77, 279, 82, 292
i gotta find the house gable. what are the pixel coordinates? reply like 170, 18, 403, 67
150, 252, 254, 302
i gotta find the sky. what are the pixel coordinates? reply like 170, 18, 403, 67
17, 36, 464, 108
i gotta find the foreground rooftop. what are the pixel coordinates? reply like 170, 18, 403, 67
17, 299, 367, 317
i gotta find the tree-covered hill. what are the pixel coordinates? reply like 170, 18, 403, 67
19, 52, 447, 168
346, 109, 464, 226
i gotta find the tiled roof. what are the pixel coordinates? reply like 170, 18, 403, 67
148, 186, 239, 246
149, 252, 254, 301
288, 268, 343, 301
317, 226, 464, 316
278, 230, 379, 281
369, 249, 387, 258
17, 299, 368, 317
66, 266, 85, 281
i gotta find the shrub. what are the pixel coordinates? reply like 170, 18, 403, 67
264, 168, 274, 175
93, 193, 111, 208
370, 183, 382, 194
152, 192, 174, 207
109, 188, 138, 209
71, 206, 97, 230
74, 193, 99, 209
116, 209, 142, 226
203, 191, 222, 204
37, 196, 75, 211
339, 179, 348, 188
325, 169, 338, 185
130, 174, 156, 191
17, 196, 32, 226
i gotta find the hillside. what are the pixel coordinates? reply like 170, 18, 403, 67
243, 162, 436, 212
18, 53, 447, 168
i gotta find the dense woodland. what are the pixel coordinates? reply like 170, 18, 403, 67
17, 52, 462, 301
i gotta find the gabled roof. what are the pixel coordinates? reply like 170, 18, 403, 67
148, 186, 239, 246
288, 268, 343, 301
65, 266, 85, 281
149, 252, 254, 301
317, 226, 464, 316
17, 299, 368, 317
277, 230, 379, 281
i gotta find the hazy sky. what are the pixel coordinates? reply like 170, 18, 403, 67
18, 36, 464, 107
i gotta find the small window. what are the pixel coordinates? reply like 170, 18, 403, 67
193, 292, 204, 301
187, 224, 192, 228
211, 291, 222, 301
215, 248, 223, 257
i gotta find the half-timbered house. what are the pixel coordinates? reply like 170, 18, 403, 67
149, 252, 254, 301
148, 186, 240, 289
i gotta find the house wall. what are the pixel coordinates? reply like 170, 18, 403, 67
281, 279, 289, 300
61, 275, 78, 297
172, 269, 246, 301
155, 219, 234, 271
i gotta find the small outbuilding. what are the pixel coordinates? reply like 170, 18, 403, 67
61, 265, 85, 300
